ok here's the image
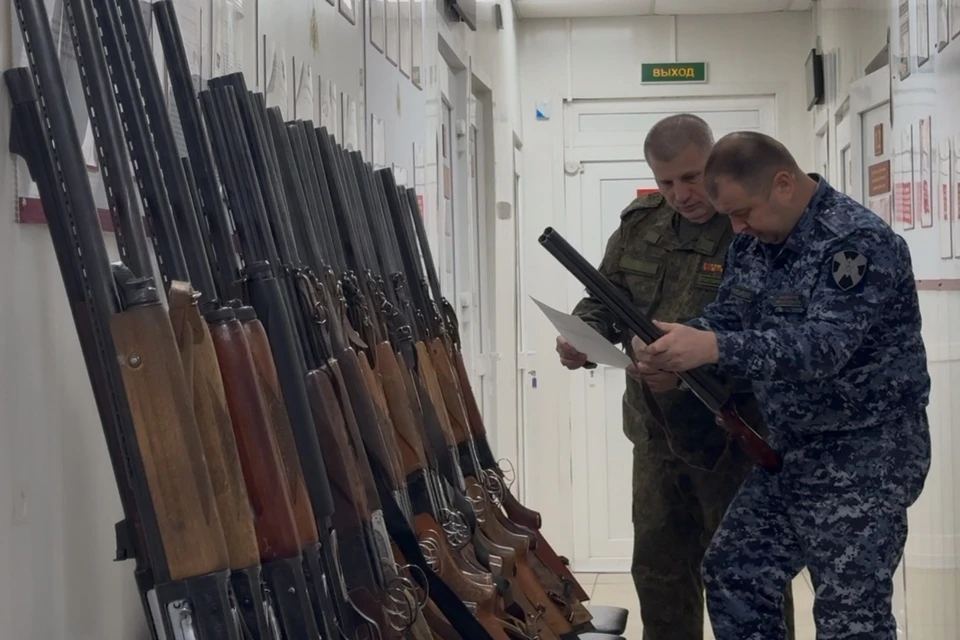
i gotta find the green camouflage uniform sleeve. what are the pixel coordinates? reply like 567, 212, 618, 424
571, 226, 627, 343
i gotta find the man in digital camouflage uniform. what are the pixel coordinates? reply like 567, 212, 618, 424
556, 115, 794, 639
637, 131, 931, 639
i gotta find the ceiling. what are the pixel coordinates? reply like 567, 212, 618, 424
514, 0, 814, 20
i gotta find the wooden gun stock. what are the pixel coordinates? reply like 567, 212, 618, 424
208, 315, 301, 561
110, 301, 229, 580
357, 350, 410, 487
376, 342, 429, 475
304, 370, 369, 526
413, 515, 507, 640
241, 317, 319, 546
452, 348, 591, 603
167, 283, 260, 571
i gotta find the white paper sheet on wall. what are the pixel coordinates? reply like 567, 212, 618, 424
264, 41, 288, 118
371, 116, 386, 168
328, 81, 340, 140
346, 97, 359, 150
295, 62, 314, 120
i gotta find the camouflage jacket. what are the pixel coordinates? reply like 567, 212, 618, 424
572, 193, 762, 452
690, 178, 931, 452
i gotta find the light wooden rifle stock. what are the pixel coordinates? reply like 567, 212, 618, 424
242, 318, 319, 547
425, 345, 577, 637
208, 315, 301, 561
454, 350, 590, 603
110, 300, 229, 580
168, 283, 260, 570
414, 515, 507, 640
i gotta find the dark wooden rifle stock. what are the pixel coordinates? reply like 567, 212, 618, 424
421, 342, 578, 637
241, 318, 319, 548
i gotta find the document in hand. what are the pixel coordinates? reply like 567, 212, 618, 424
531, 297, 633, 369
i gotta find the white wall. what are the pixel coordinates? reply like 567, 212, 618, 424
813, 6, 960, 635
0, 0, 522, 638
515, 10, 814, 555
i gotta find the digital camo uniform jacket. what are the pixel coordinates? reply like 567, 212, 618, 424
571, 192, 795, 640
696, 177, 932, 640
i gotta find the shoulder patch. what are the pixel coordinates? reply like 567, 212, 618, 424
621, 192, 665, 219
830, 250, 869, 291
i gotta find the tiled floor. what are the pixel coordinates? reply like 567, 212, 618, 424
576, 569, 960, 639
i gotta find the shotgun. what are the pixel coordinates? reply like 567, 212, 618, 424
538, 227, 783, 473
311, 133, 542, 639
372, 167, 590, 636
8, 0, 236, 634
395, 182, 594, 604
91, 0, 282, 634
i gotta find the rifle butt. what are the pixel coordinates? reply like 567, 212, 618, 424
109, 301, 229, 579
168, 283, 260, 570
240, 316, 320, 545
207, 313, 302, 562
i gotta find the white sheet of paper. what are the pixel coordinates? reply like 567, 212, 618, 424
531, 297, 633, 369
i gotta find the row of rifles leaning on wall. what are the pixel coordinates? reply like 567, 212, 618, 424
7, 0, 635, 638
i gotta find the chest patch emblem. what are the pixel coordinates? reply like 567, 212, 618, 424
831, 251, 869, 291
702, 262, 724, 273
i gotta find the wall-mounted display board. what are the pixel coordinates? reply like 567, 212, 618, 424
371, 0, 386, 52
891, 0, 960, 277
412, 0, 423, 87
386, 0, 399, 66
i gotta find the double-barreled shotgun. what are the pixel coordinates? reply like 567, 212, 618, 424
538, 228, 783, 473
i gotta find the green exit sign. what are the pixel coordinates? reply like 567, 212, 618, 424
641, 62, 708, 84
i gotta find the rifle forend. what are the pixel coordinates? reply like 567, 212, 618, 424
538, 226, 782, 473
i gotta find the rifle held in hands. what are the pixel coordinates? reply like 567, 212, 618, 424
538, 227, 783, 473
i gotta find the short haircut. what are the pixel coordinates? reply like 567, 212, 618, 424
643, 114, 715, 163
703, 131, 801, 198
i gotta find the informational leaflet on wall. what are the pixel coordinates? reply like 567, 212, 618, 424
531, 298, 633, 369
264, 40, 288, 118
294, 61, 314, 120
937, 138, 953, 258
953, 134, 960, 257
920, 116, 934, 228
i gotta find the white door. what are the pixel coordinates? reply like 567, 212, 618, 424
562, 96, 776, 571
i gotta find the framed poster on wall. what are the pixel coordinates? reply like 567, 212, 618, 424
953, 134, 960, 256
900, 0, 912, 79
371, 0, 386, 52
340, 0, 356, 24
918, 0, 931, 66
386, 0, 399, 66
938, 0, 950, 50
919, 116, 934, 228
903, 126, 916, 230
937, 138, 953, 257
952, 0, 960, 39
399, 0, 412, 78
411, 0, 423, 87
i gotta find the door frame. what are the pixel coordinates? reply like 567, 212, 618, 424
560, 94, 778, 572
848, 66, 891, 205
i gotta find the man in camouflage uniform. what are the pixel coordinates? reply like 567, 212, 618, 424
556, 115, 794, 639
637, 131, 931, 639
